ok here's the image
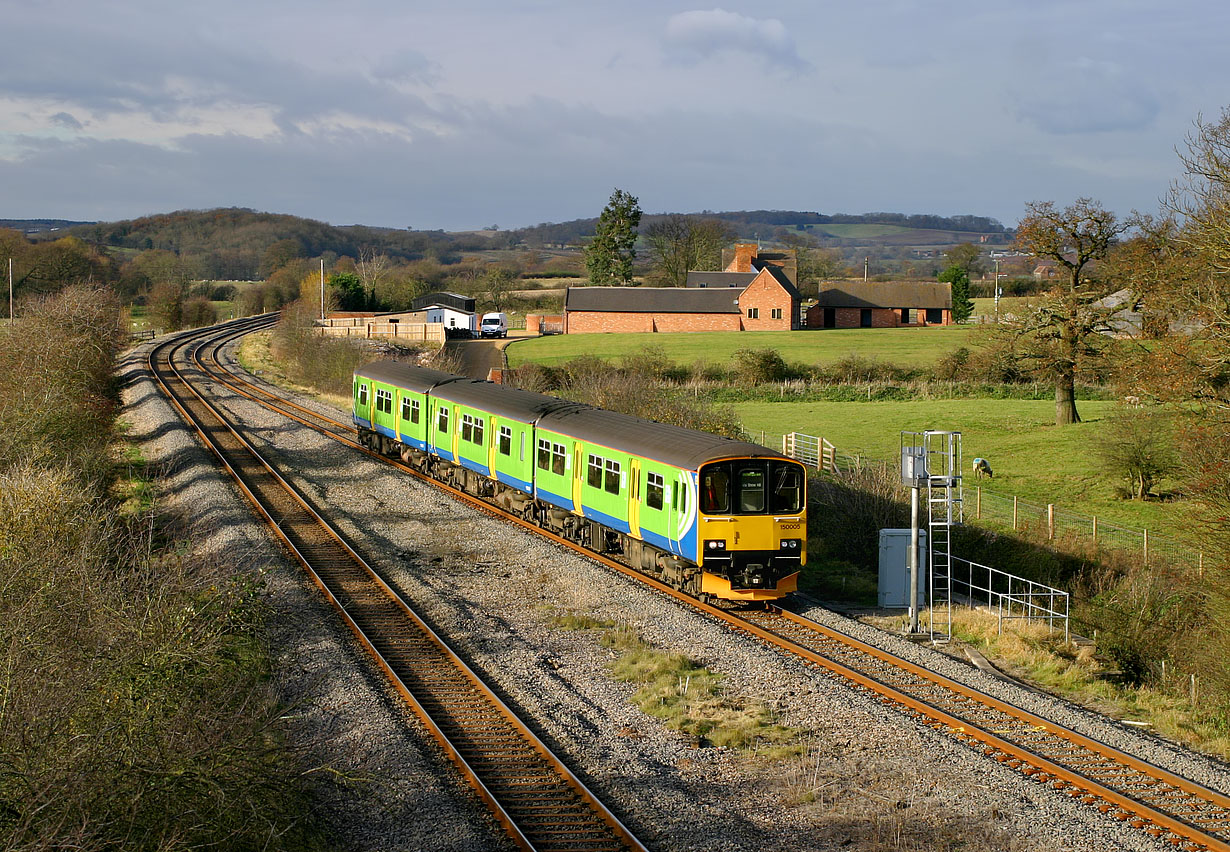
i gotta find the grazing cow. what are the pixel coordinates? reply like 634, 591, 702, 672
973, 457, 993, 479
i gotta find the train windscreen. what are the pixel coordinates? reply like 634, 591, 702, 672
700, 461, 803, 515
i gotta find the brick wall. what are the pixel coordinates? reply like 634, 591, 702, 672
564, 311, 743, 333
806, 305, 954, 328
739, 270, 796, 330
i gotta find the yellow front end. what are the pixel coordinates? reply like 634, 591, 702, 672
697, 512, 806, 601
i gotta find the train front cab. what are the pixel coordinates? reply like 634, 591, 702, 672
695, 458, 806, 601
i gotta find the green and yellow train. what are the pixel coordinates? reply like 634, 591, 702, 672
353, 361, 806, 602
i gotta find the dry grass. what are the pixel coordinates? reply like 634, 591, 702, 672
865, 606, 1230, 760
774, 735, 1027, 851
237, 330, 353, 411
551, 612, 803, 755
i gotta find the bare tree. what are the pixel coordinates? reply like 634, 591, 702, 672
643, 216, 734, 287
356, 246, 390, 308
1012, 198, 1127, 424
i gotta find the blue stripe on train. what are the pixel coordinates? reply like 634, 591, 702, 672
535, 486, 573, 511
399, 434, 427, 450
458, 456, 491, 477
375, 423, 395, 439
582, 505, 631, 535
496, 471, 533, 493
354, 415, 372, 428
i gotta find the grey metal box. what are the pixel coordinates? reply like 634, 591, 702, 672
878, 528, 928, 608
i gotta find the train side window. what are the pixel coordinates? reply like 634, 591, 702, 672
401, 397, 411, 421
461, 413, 473, 442
771, 463, 802, 513
537, 438, 551, 470
519, 432, 525, 462
646, 473, 664, 509
738, 467, 766, 513
551, 442, 566, 476
472, 416, 484, 445
604, 459, 621, 494
357, 384, 368, 406
587, 454, 603, 488
701, 468, 730, 514
437, 406, 449, 434
375, 388, 392, 414
678, 477, 687, 513
499, 425, 512, 456
411, 399, 420, 424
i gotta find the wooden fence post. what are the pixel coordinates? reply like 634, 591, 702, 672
1012, 496, 1018, 530
1143, 529, 1149, 565
1092, 515, 1097, 544
1047, 504, 1055, 540
976, 486, 981, 520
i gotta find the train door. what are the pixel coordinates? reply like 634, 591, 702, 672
572, 443, 583, 512
354, 378, 371, 425
627, 459, 641, 537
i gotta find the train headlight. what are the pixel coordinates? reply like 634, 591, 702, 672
780, 539, 801, 551
705, 540, 727, 551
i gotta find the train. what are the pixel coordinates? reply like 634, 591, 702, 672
352, 361, 807, 603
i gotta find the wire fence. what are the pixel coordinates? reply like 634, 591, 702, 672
779, 430, 1204, 577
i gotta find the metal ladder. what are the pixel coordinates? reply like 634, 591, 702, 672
924, 431, 962, 643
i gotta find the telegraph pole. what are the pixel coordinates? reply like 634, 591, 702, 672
8, 257, 12, 325
319, 258, 325, 321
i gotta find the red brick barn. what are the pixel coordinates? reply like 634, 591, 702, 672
563, 288, 743, 333
806, 282, 953, 329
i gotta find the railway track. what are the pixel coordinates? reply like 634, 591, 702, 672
147, 319, 649, 852
195, 318, 1230, 852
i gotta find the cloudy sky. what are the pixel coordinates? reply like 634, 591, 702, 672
2, 1, 1226, 230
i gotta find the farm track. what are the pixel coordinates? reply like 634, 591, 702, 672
148, 318, 648, 852
198, 318, 1230, 852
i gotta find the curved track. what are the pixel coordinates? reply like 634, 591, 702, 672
196, 318, 1230, 852
147, 318, 648, 852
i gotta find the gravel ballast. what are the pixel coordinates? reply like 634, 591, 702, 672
121, 331, 1229, 852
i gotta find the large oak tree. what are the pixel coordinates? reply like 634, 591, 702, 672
1013, 198, 1127, 425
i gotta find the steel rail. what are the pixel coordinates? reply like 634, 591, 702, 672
200, 320, 1230, 852
145, 323, 649, 852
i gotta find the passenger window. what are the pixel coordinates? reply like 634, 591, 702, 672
499, 426, 512, 456
437, 407, 449, 434
587, 454, 603, 488
552, 443, 566, 476
411, 399, 420, 424
401, 397, 412, 421
701, 469, 730, 514
678, 478, 687, 513
738, 467, 765, 513
646, 472, 664, 510
604, 460, 620, 495
537, 438, 551, 470
357, 384, 368, 406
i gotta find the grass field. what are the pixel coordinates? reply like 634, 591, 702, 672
734, 397, 1190, 536
506, 326, 977, 369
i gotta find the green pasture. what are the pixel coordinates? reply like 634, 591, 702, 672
506, 326, 977, 369
809, 223, 912, 238
734, 398, 1190, 537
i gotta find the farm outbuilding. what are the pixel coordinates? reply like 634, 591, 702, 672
805, 282, 953, 329
564, 243, 801, 334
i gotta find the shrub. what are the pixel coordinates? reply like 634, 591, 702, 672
731, 347, 789, 385
1096, 407, 1178, 500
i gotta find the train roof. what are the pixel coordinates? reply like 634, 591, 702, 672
538, 406, 789, 469
431, 379, 588, 422
356, 360, 462, 393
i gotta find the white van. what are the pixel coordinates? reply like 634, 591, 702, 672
479, 312, 508, 338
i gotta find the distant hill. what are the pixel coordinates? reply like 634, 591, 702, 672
0, 218, 93, 235
46, 208, 507, 280
514, 209, 1009, 249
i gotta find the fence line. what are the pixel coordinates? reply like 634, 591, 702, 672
780, 430, 1202, 575
948, 555, 1070, 639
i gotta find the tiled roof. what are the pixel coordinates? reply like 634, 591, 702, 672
564, 286, 742, 314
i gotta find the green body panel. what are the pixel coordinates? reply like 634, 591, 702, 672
453, 402, 493, 472
491, 417, 534, 489
395, 387, 429, 445
636, 457, 685, 543
577, 438, 631, 528
534, 428, 577, 508
353, 376, 372, 423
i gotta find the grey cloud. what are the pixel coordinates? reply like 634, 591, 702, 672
49, 112, 84, 130
372, 49, 441, 84
663, 9, 811, 73
1014, 58, 1160, 135
1, 14, 444, 133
